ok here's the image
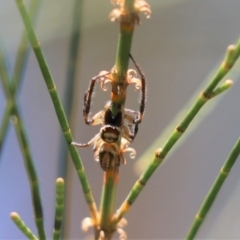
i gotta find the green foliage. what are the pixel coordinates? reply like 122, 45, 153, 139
0, 1, 240, 239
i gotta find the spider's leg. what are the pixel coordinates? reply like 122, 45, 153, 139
124, 110, 140, 141
124, 109, 139, 123
91, 110, 104, 126
122, 124, 138, 142
83, 72, 111, 125
83, 76, 98, 125
129, 54, 146, 124
71, 133, 100, 148
122, 125, 132, 142
72, 142, 90, 147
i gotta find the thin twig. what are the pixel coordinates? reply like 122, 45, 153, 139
99, 0, 136, 237
115, 0, 135, 81
53, 178, 65, 240
59, 0, 84, 237
186, 137, 240, 240
99, 170, 119, 239
11, 212, 38, 240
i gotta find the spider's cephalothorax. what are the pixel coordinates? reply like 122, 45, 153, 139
100, 125, 120, 143
72, 54, 146, 171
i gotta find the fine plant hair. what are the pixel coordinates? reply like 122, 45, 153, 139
0, 1, 240, 240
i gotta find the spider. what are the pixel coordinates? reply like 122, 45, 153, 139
72, 54, 146, 171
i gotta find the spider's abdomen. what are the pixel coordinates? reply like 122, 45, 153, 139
99, 145, 121, 171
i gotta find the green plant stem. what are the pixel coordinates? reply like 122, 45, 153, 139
111, 39, 240, 228
53, 178, 65, 240
11, 212, 38, 240
59, 0, 83, 238
0, 0, 41, 156
186, 137, 240, 240
15, 0, 99, 224
115, 9, 134, 82
115, 0, 135, 78
112, 0, 135, 109
98, 0, 136, 237
0, 103, 11, 150
99, 170, 118, 239
0, 43, 46, 240
57, 0, 83, 178
12, 0, 41, 89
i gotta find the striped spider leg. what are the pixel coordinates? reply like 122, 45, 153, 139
129, 53, 146, 125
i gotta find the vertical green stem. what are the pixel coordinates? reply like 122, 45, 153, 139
53, 178, 65, 240
0, 103, 12, 152
115, 24, 134, 80
99, 170, 118, 239
99, 1, 136, 238
186, 137, 240, 240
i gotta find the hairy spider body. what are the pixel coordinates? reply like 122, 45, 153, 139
94, 137, 135, 171
72, 54, 146, 171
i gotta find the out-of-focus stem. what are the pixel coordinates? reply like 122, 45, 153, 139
99, 170, 119, 239
186, 137, 240, 240
57, 0, 83, 177
59, 0, 84, 238
0, 42, 46, 240
115, 21, 134, 81
53, 178, 65, 240
0, 0, 41, 156
11, 212, 38, 240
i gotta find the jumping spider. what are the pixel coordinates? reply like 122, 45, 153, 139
72, 54, 146, 171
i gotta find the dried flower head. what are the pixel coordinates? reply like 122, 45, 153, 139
97, 68, 142, 92
82, 217, 128, 240
109, 0, 151, 24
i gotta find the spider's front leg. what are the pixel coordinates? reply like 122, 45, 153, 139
83, 72, 111, 125
83, 75, 98, 125
129, 53, 146, 124
124, 109, 141, 142
122, 122, 139, 143
129, 122, 139, 142
72, 133, 101, 148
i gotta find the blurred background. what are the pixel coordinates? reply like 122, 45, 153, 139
0, 0, 240, 239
